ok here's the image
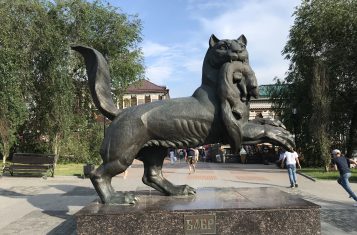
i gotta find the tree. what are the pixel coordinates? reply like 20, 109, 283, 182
0, 0, 144, 163
0, 0, 41, 164
51, 0, 145, 159
272, 0, 357, 168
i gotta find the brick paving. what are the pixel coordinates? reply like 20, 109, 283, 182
0, 161, 357, 234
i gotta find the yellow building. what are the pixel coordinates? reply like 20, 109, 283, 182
119, 79, 170, 109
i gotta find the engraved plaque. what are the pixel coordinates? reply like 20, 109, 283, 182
184, 214, 216, 235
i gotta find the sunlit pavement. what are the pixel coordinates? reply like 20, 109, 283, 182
0, 160, 356, 234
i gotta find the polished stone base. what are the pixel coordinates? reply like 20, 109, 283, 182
75, 187, 320, 235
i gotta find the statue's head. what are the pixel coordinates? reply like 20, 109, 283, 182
202, 34, 258, 100
205, 34, 249, 70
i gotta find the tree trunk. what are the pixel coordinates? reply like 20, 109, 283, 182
0, 119, 10, 165
2, 142, 9, 165
53, 133, 61, 155
324, 165, 329, 172
309, 61, 331, 170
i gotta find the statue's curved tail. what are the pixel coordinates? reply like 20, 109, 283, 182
71, 45, 120, 120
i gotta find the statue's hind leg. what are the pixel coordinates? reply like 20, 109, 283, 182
90, 159, 137, 204
139, 146, 196, 196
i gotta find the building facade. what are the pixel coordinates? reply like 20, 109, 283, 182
121, 81, 276, 120
249, 85, 277, 120
119, 79, 170, 109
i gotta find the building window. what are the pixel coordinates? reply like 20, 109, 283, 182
123, 99, 130, 108
131, 96, 137, 106
145, 95, 151, 103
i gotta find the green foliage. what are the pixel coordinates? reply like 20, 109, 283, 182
0, 0, 38, 162
272, 0, 357, 167
58, 121, 103, 164
0, 0, 144, 163
54, 163, 86, 176
300, 168, 357, 182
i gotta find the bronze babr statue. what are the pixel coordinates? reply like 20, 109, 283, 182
72, 34, 294, 204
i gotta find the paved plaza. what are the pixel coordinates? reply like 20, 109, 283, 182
0, 161, 357, 235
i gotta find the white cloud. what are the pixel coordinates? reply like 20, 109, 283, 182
189, 0, 299, 86
146, 64, 173, 85
142, 41, 170, 57
143, 40, 204, 86
139, 0, 300, 97
253, 62, 289, 85
182, 58, 202, 74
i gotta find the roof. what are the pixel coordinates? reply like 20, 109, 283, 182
256, 84, 286, 98
125, 79, 169, 94
257, 85, 273, 98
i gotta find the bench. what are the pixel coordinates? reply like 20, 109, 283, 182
4, 153, 57, 177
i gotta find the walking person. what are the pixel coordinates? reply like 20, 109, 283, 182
178, 149, 185, 163
240, 147, 247, 164
200, 148, 207, 162
194, 148, 199, 163
281, 148, 301, 188
332, 149, 357, 206
276, 148, 286, 167
169, 148, 177, 164
186, 148, 197, 174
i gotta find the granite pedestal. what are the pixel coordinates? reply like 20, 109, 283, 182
75, 187, 320, 235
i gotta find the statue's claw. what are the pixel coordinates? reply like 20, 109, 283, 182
183, 185, 197, 195
242, 118, 295, 150
170, 184, 196, 196
108, 192, 138, 205
266, 128, 295, 150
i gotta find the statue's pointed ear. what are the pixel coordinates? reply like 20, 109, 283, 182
238, 34, 247, 46
209, 34, 219, 48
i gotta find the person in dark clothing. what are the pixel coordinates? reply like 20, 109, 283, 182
332, 149, 357, 206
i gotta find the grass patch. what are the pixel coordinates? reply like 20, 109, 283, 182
1, 162, 89, 176
54, 163, 87, 176
300, 168, 357, 182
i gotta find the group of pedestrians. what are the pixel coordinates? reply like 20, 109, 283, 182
280, 147, 357, 206
168, 148, 200, 174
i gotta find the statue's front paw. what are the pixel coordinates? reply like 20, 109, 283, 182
108, 192, 138, 205
182, 185, 196, 195
266, 127, 295, 150
171, 185, 196, 196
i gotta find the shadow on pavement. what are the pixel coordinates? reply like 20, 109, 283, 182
0, 184, 97, 234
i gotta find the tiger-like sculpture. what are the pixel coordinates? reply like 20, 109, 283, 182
72, 34, 294, 204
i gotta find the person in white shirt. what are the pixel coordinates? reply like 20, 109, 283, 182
169, 148, 176, 164
240, 147, 247, 164
281, 148, 301, 188
194, 148, 199, 162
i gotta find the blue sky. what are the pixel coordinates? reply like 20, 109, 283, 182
108, 0, 301, 98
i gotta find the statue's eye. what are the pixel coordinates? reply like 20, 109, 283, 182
219, 44, 228, 50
